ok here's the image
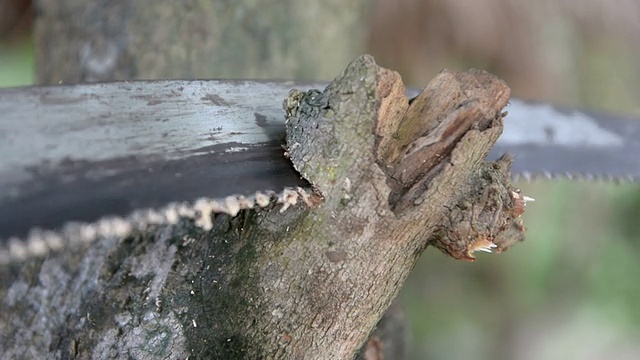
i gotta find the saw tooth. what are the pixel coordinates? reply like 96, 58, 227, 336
132, 210, 149, 228
613, 174, 638, 183
603, 173, 629, 183
297, 187, 314, 207
45, 230, 65, 252
278, 188, 299, 212
8, 237, 28, 262
255, 191, 272, 207
511, 170, 639, 183
34, 231, 63, 257
111, 217, 133, 237
79, 223, 98, 242
27, 232, 49, 258
99, 218, 119, 235
97, 220, 113, 240
193, 198, 216, 230
210, 199, 224, 214
224, 196, 242, 217
237, 195, 253, 210
163, 207, 180, 225
176, 202, 195, 217
145, 209, 165, 225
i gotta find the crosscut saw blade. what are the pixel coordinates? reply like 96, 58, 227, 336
491, 99, 640, 182
0, 80, 638, 263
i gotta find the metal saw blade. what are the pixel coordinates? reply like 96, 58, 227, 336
1, 80, 639, 263
490, 99, 640, 182
0, 80, 312, 243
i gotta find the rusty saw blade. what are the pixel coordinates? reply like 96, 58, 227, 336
0, 80, 638, 263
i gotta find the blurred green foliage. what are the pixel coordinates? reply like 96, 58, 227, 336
402, 181, 640, 359
0, 40, 33, 87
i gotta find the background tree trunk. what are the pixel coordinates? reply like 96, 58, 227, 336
34, 0, 371, 84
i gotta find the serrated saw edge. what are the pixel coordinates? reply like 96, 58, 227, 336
0, 187, 316, 266
510, 171, 638, 183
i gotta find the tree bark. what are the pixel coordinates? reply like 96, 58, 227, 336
34, 0, 371, 84
1, 54, 525, 359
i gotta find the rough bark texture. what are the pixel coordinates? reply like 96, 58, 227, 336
33, 0, 371, 84
1, 54, 525, 358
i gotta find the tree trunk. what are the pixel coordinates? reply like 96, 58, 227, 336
0, 53, 524, 358
1, 2, 526, 358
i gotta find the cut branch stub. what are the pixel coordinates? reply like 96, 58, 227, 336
283, 55, 399, 211
386, 69, 512, 211
284, 54, 529, 264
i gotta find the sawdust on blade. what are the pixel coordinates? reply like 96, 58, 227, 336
0, 187, 317, 265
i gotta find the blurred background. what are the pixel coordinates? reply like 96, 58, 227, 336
1, 1, 639, 359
